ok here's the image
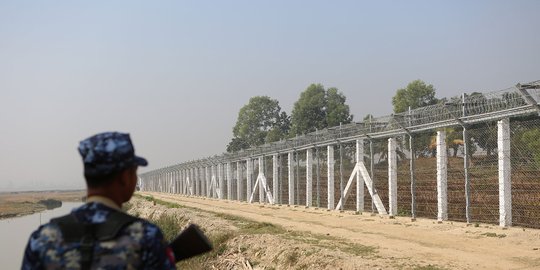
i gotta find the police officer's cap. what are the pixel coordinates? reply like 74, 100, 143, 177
78, 132, 148, 177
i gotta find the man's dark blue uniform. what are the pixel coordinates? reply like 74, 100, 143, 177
21, 132, 176, 269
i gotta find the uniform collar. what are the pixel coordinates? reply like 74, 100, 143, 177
86, 195, 122, 211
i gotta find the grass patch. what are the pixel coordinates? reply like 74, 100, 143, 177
154, 199, 184, 209
242, 222, 285, 234
145, 204, 236, 269
217, 209, 377, 257
282, 230, 376, 257
154, 214, 186, 241
134, 194, 188, 209
481, 232, 506, 238
285, 250, 299, 265
136, 194, 378, 267
213, 212, 285, 235
339, 241, 377, 256
413, 265, 446, 270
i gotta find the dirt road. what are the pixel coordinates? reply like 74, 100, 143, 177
141, 192, 540, 269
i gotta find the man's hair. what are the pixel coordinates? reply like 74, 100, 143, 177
85, 166, 137, 188
85, 171, 121, 188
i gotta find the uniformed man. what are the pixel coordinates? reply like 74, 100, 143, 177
22, 132, 176, 270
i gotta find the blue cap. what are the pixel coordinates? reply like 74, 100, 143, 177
78, 132, 148, 177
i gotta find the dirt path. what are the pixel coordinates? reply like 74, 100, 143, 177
141, 192, 540, 270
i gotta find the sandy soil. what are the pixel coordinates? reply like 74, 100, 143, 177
139, 191, 540, 270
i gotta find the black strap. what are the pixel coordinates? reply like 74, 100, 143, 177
51, 211, 139, 270
79, 226, 95, 270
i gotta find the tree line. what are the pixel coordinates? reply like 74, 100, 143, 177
227, 83, 353, 152
226, 80, 540, 168
227, 79, 439, 153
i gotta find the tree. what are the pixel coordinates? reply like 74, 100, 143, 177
326, 87, 353, 127
519, 127, 540, 167
265, 112, 290, 143
392, 80, 438, 157
290, 84, 353, 136
392, 80, 438, 113
290, 84, 326, 135
226, 137, 249, 153
227, 96, 290, 152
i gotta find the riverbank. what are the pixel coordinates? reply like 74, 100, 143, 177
0, 190, 85, 219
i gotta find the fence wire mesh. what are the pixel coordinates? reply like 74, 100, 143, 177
140, 81, 540, 229
510, 117, 540, 228
468, 122, 499, 224
373, 139, 389, 213
315, 147, 329, 209
446, 127, 467, 222
396, 135, 412, 217
363, 140, 375, 213
278, 154, 288, 205
413, 130, 438, 218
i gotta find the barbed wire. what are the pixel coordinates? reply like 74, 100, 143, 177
141, 80, 540, 176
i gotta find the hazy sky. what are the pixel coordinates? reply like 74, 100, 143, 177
1, 1, 539, 191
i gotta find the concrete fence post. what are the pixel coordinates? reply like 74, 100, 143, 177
388, 138, 398, 216
437, 130, 448, 221
498, 118, 512, 227
306, 148, 313, 207
259, 157, 265, 203
273, 154, 278, 205
356, 139, 364, 213
327, 145, 335, 210
237, 161, 243, 201
246, 159, 252, 202
288, 152, 295, 205
227, 162, 232, 200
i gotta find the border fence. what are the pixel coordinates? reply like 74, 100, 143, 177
140, 80, 540, 228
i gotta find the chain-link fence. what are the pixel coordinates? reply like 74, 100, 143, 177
412, 131, 438, 219
363, 140, 374, 213
396, 135, 412, 217
140, 81, 540, 228
468, 122, 499, 224
510, 117, 540, 228
372, 139, 389, 214
446, 127, 467, 222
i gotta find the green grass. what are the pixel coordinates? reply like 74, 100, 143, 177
481, 232, 506, 238
285, 250, 299, 265
136, 194, 378, 268
145, 204, 235, 269
412, 265, 446, 270
154, 215, 183, 241
213, 210, 376, 256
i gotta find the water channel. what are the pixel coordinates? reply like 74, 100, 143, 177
0, 202, 81, 269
